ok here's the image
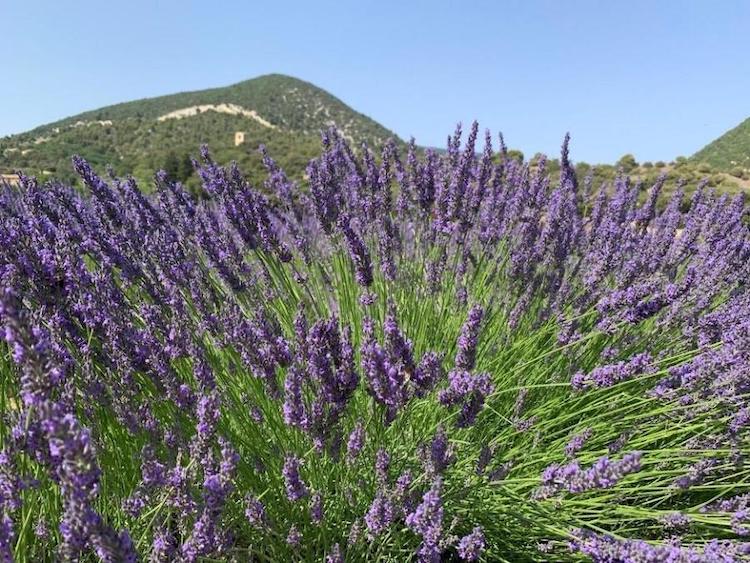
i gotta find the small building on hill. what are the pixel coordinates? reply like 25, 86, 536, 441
234, 131, 246, 146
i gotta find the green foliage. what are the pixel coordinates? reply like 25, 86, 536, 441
730, 166, 748, 179
162, 151, 194, 184
692, 116, 750, 171
616, 154, 638, 172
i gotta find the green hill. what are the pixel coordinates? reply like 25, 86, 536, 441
691, 117, 750, 175
0, 74, 399, 189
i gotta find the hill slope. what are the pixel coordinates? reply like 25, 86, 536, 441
691, 117, 750, 173
0, 74, 399, 188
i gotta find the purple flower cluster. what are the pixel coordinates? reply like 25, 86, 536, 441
438, 307, 494, 427
361, 308, 443, 423
283, 456, 308, 502
536, 452, 642, 499
244, 496, 268, 529
406, 479, 444, 563
439, 370, 494, 428
569, 528, 750, 562
283, 309, 359, 450
564, 428, 593, 457
457, 526, 486, 561
572, 352, 654, 390
346, 421, 366, 462
455, 306, 483, 371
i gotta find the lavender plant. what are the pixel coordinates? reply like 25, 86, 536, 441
1, 124, 750, 561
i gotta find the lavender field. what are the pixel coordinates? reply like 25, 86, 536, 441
2, 123, 750, 562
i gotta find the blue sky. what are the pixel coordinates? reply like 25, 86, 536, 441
1, 0, 749, 163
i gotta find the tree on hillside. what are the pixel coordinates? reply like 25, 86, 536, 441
177, 154, 194, 182
162, 152, 194, 183
617, 154, 638, 173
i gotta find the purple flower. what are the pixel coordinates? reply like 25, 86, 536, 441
438, 370, 494, 427
338, 213, 373, 287
375, 449, 391, 484
151, 527, 177, 562
0, 513, 13, 563
572, 352, 654, 390
326, 543, 344, 563
414, 351, 444, 396
660, 511, 691, 532
730, 407, 750, 435
286, 524, 302, 547
34, 520, 49, 540
283, 366, 306, 427
310, 492, 324, 524
732, 509, 750, 536
406, 479, 443, 563
455, 306, 484, 371
346, 421, 366, 461
564, 428, 592, 457
282, 456, 308, 502
384, 302, 415, 374
245, 496, 267, 528
457, 526, 486, 561
568, 528, 750, 562
426, 425, 454, 474
488, 461, 514, 482
364, 491, 395, 537
476, 445, 493, 476
537, 452, 642, 498
360, 318, 408, 422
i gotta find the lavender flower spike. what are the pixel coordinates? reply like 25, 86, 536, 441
282, 456, 308, 502
455, 306, 484, 371
457, 526, 486, 561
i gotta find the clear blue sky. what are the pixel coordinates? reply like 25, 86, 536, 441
2, 0, 749, 163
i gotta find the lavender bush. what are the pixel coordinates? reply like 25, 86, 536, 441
1, 123, 750, 561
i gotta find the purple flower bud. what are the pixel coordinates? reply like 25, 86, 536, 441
457, 526, 486, 561
346, 421, 366, 462
151, 527, 177, 562
406, 479, 444, 563
310, 492, 324, 524
282, 456, 308, 502
375, 449, 391, 484
286, 524, 302, 547
326, 543, 344, 563
455, 306, 484, 371
427, 426, 454, 474
565, 428, 592, 457
245, 496, 267, 528
365, 492, 395, 537
338, 213, 373, 287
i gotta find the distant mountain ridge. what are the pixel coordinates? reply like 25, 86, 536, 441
25, 74, 396, 144
0, 74, 399, 188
